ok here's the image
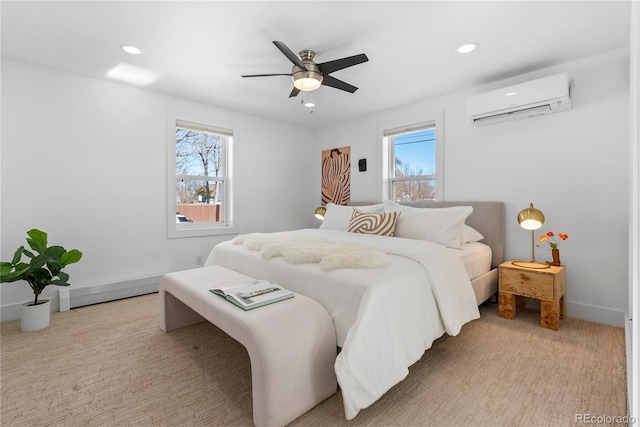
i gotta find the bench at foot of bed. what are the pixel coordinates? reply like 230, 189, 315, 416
159, 265, 338, 427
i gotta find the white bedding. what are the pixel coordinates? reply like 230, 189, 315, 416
454, 241, 493, 281
205, 228, 480, 420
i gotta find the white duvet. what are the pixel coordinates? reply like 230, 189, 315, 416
205, 228, 480, 420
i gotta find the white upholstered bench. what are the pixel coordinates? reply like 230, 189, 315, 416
159, 265, 338, 427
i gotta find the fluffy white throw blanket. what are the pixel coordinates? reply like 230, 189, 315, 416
232, 233, 389, 271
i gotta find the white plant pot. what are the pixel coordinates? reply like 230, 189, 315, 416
20, 299, 51, 332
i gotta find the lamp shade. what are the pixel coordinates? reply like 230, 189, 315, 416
517, 203, 545, 230
314, 206, 326, 220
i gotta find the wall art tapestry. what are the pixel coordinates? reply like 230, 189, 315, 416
321, 146, 351, 205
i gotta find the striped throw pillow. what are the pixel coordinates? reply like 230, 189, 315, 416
347, 209, 401, 236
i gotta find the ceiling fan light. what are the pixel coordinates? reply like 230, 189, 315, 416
293, 76, 322, 91
292, 69, 323, 92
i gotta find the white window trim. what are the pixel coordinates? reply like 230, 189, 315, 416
377, 110, 444, 201
167, 110, 236, 238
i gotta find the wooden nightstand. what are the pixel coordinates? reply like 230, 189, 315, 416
498, 261, 566, 330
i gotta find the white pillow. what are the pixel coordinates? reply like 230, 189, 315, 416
382, 200, 473, 248
462, 225, 484, 243
382, 199, 407, 213
319, 203, 384, 231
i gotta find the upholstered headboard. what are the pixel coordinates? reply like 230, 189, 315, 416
352, 201, 505, 268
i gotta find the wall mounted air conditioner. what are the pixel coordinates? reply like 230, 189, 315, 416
468, 72, 573, 126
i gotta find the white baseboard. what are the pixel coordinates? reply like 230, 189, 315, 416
2, 279, 626, 328
0, 275, 161, 323
519, 299, 625, 328
566, 301, 626, 328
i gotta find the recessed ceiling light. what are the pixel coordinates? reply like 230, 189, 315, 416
456, 43, 477, 54
304, 102, 315, 108
505, 91, 519, 97
120, 44, 143, 55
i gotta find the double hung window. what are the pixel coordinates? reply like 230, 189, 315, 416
168, 113, 234, 238
382, 112, 442, 202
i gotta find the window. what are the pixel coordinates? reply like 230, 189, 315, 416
168, 112, 234, 238
381, 111, 443, 202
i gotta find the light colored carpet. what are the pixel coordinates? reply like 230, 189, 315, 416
0, 294, 627, 427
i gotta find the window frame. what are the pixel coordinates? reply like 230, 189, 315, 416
167, 111, 235, 238
379, 110, 444, 202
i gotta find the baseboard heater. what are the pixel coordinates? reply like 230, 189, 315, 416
1, 274, 162, 323
68, 275, 162, 309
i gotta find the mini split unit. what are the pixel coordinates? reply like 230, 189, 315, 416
468, 72, 573, 126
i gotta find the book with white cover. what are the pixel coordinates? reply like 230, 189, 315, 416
210, 279, 294, 310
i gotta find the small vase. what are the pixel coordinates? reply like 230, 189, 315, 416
547, 248, 561, 266
20, 299, 51, 331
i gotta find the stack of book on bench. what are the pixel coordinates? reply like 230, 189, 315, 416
210, 279, 294, 310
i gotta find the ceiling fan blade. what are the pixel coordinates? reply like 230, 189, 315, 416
241, 73, 292, 78
321, 75, 358, 93
317, 53, 369, 75
273, 41, 307, 70
289, 87, 301, 98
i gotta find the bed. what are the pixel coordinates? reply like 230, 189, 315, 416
350, 200, 505, 305
205, 200, 504, 420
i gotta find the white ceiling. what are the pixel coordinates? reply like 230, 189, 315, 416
1, 1, 631, 129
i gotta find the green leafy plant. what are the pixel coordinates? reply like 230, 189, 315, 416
0, 229, 82, 305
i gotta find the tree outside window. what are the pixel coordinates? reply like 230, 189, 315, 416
388, 126, 437, 202
176, 127, 224, 203
174, 121, 230, 226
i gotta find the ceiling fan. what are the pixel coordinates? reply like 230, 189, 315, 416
242, 41, 369, 98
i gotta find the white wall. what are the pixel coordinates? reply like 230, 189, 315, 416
1, 49, 630, 326
314, 49, 630, 326
0, 59, 316, 318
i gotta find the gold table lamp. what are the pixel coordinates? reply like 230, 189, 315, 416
512, 202, 550, 269
314, 206, 326, 220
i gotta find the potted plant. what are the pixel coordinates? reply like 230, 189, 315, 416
1, 229, 82, 331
